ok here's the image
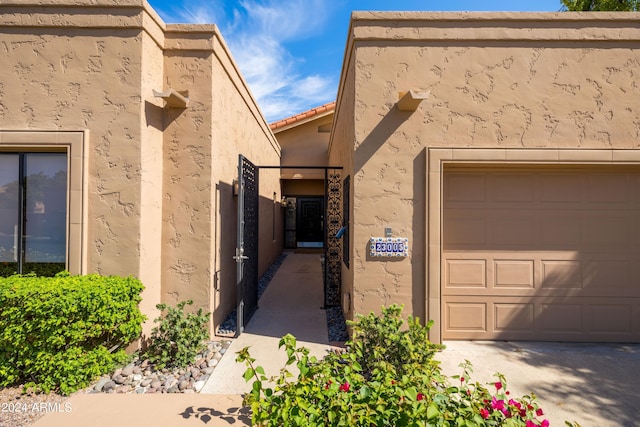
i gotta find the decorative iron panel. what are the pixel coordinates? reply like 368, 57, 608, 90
324, 171, 342, 307
236, 155, 259, 334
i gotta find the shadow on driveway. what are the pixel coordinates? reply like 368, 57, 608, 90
436, 341, 640, 427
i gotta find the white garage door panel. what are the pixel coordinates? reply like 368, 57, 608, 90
442, 167, 640, 342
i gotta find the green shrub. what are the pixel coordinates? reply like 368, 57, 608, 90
0, 272, 145, 395
349, 304, 442, 379
237, 305, 551, 427
143, 300, 210, 369
0, 262, 66, 278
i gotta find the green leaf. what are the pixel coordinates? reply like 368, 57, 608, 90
243, 368, 255, 382
359, 384, 371, 398
427, 403, 440, 420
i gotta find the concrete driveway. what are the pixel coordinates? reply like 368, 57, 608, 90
436, 341, 640, 427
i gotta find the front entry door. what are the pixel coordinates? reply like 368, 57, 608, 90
296, 197, 324, 247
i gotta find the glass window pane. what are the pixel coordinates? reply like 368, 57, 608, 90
24, 153, 67, 266
0, 154, 19, 275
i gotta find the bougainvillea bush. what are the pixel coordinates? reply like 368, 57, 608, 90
237, 305, 553, 427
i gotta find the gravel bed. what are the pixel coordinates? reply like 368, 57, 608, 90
326, 306, 349, 342
89, 340, 233, 395
0, 387, 73, 427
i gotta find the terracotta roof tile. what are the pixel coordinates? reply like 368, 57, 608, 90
269, 101, 336, 131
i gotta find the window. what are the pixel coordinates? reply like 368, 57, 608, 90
0, 131, 86, 276
0, 153, 68, 276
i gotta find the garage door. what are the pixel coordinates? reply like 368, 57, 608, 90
442, 166, 640, 342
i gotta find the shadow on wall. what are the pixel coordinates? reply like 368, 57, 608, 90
214, 180, 237, 332
354, 102, 425, 320
144, 100, 184, 131
214, 174, 284, 334
353, 104, 412, 173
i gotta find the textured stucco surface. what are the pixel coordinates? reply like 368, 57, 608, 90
276, 116, 332, 181
0, 0, 282, 336
329, 46, 357, 320
330, 12, 640, 331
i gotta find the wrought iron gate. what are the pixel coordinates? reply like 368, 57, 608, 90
235, 155, 259, 335
324, 170, 342, 307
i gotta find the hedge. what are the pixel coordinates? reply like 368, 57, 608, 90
0, 272, 146, 394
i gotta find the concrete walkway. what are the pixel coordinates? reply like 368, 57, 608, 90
201, 252, 333, 394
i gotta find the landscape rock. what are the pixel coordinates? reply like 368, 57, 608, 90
93, 378, 110, 392
102, 381, 116, 393
112, 374, 127, 385
121, 363, 135, 377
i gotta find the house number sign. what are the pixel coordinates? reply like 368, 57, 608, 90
369, 237, 409, 257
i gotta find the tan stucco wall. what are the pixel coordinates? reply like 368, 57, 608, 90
276, 116, 332, 180
0, 1, 282, 336
329, 45, 357, 320
330, 12, 640, 329
138, 28, 166, 337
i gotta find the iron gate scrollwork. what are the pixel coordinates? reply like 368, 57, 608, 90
324, 171, 342, 307
235, 155, 259, 335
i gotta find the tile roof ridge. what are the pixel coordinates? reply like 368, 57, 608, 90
269, 101, 336, 131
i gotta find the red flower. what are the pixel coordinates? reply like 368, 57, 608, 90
491, 397, 505, 411
541, 420, 549, 427
525, 421, 536, 427
536, 408, 545, 416
460, 377, 465, 382
339, 381, 350, 392
417, 392, 425, 401
495, 381, 503, 391
325, 380, 332, 390
480, 408, 490, 419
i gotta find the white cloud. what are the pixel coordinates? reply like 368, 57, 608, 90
152, 0, 337, 122
155, 2, 223, 24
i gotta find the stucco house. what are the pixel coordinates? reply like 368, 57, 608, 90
0, 0, 283, 335
2, 1, 639, 345
329, 12, 640, 343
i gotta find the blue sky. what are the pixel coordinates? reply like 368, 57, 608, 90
148, 1, 563, 122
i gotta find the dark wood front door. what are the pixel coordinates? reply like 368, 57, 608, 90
296, 197, 324, 247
